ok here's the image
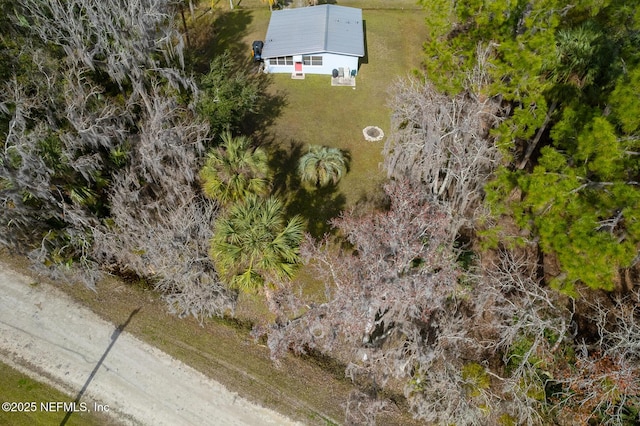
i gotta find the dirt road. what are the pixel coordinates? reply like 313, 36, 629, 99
0, 264, 301, 425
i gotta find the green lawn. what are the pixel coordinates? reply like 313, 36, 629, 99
261, 8, 428, 207
229, 5, 428, 214
0, 361, 116, 426
186, 0, 428, 318
190, 2, 427, 207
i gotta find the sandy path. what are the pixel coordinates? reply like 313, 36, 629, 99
0, 265, 301, 425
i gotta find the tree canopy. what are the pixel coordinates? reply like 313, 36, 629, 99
0, 0, 244, 316
421, 0, 640, 292
198, 51, 264, 136
210, 194, 304, 292
298, 145, 348, 188
200, 131, 270, 206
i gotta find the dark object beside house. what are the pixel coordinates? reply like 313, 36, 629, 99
252, 40, 264, 62
261, 5, 364, 75
332, 69, 339, 78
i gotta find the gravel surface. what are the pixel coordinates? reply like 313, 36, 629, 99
0, 264, 301, 426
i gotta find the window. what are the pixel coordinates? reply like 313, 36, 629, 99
272, 56, 293, 66
302, 55, 323, 66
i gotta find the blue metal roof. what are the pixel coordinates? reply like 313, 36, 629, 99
261, 5, 364, 58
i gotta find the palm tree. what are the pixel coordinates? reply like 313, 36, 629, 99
199, 131, 269, 205
210, 194, 305, 293
298, 145, 348, 187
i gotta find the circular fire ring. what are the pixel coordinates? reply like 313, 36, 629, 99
363, 126, 384, 142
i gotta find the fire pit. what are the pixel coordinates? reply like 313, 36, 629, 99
363, 126, 384, 142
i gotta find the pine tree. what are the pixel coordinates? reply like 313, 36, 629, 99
420, 0, 640, 292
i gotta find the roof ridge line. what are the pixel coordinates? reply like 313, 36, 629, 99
323, 4, 330, 52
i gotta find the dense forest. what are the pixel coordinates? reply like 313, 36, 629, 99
1, 0, 639, 424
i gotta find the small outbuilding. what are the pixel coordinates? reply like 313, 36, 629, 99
261, 5, 365, 77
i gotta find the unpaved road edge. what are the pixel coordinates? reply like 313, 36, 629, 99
0, 264, 302, 426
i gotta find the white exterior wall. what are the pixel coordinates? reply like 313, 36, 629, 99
265, 53, 359, 75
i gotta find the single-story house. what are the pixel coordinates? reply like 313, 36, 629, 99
261, 5, 365, 77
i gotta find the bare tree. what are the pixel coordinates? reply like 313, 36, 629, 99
383, 67, 503, 236
475, 248, 574, 424
591, 288, 640, 362
465, 248, 640, 425
482, 249, 571, 359
0, 66, 106, 286
263, 180, 492, 423
1, 77, 59, 248
343, 389, 392, 426
92, 91, 235, 318
2, 0, 185, 241
554, 346, 640, 425
260, 180, 637, 424
21, 0, 192, 97
1, 0, 236, 316
549, 288, 640, 425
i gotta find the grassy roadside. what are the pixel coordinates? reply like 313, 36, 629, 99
0, 252, 420, 425
0, 361, 117, 426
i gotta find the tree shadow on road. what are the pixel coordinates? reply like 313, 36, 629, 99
60, 307, 141, 426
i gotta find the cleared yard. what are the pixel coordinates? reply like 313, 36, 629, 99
188, 0, 431, 363
243, 7, 427, 205
188, 0, 427, 205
